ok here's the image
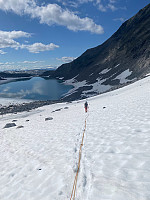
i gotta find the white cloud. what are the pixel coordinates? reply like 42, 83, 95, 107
0, 0, 36, 15
0, 0, 104, 34
0, 30, 31, 50
113, 17, 125, 22
5, 62, 14, 65
0, 62, 14, 65
21, 43, 59, 53
109, 0, 116, 3
0, 49, 7, 54
107, 3, 117, 11
96, 1, 118, 12
59, 0, 119, 12
0, 30, 31, 39
19, 60, 45, 64
0, 38, 20, 49
78, 0, 94, 3
98, 4, 107, 12
57, 56, 76, 63
58, 1, 79, 8
0, 30, 59, 54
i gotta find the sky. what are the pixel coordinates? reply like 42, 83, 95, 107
0, 0, 149, 71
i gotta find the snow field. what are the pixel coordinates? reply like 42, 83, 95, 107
0, 76, 150, 200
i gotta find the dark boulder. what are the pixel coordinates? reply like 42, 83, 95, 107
45, 117, 53, 121
17, 125, 24, 129
4, 123, 16, 128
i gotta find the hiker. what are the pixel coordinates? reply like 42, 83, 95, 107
84, 101, 88, 113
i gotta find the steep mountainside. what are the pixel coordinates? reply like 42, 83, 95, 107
44, 3, 150, 100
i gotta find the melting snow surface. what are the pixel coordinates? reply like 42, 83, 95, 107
100, 68, 111, 74
64, 76, 111, 97
114, 64, 120, 68
114, 69, 132, 84
0, 76, 150, 200
64, 77, 87, 96
82, 78, 112, 97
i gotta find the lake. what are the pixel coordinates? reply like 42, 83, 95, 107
0, 77, 73, 100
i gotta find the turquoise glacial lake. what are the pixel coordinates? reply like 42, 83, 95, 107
0, 77, 73, 100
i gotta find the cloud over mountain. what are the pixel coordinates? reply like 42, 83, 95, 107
57, 57, 77, 63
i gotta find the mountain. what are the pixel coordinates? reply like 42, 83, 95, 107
43, 3, 150, 100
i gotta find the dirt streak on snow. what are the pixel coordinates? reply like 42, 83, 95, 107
0, 76, 150, 200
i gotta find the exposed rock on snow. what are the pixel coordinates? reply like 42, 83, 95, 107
64, 107, 69, 109
3, 123, 16, 128
45, 117, 53, 121
17, 125, 24, 129
52, 108, 62, 112
12, 120, 17, 122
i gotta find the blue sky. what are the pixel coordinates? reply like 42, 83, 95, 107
0, 0, 149, 71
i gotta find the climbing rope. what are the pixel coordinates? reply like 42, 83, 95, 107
69, 114, 89, 200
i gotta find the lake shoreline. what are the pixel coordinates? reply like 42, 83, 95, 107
0, 76, 74, 101
0, 99, 65, 116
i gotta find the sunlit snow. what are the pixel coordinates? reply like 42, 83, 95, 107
0, 76, 150, 200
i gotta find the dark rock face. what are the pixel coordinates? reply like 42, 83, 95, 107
4, 123, 16, 128
45, 117, 53, 121
44, 4, 150, 100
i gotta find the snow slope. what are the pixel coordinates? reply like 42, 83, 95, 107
0, 76, 150, 200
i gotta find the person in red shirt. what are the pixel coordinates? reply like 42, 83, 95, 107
84, 101, 88, 113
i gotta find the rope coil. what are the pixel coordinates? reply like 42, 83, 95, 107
69, 115, 88, 200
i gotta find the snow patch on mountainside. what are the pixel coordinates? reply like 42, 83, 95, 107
82, 78, 112, 97
64, 76, 87, 96
114, 64, 120, 68
63, 69, 134, 99
100, 68, 111, 74
64, 76, 112, 98
114, 69, 132, 84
